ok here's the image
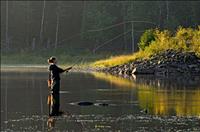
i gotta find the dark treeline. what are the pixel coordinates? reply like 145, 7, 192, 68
1, 1, 200, 54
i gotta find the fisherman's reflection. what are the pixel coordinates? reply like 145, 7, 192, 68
47, 93, 63, 116
47, 93, 61, 130
47, 116, 55, 130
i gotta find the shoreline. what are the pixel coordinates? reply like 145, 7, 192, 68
99, 50, 200, 77
2, 49, 200, 77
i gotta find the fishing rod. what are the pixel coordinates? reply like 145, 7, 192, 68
92, 30, 131, 53
64, 57, 84, 72
71, 57, 84, 67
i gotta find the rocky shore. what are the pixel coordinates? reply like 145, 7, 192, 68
101, 49, 200, 76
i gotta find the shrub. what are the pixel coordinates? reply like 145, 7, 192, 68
138, 29, 156, 50
93, 26, 200, 68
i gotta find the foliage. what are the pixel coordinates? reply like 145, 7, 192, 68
138, 29, 156, 50
81, 1, 117, 44
93, 26, 200, 68
1, 1, 200, 53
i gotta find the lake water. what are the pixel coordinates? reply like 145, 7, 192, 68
1, 67, 200, 131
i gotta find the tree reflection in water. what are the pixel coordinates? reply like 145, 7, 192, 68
92, 72, 200, 116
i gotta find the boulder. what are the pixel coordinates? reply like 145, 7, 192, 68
132, 67, 154, 74
102, 49, 200, 77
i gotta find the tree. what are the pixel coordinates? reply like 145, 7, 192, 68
81, 1, 117, 50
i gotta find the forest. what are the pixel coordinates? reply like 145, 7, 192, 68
1, 1, 200, 64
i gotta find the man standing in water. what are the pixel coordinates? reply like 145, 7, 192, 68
47, 56, 72, 116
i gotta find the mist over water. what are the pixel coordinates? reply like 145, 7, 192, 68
1, 69, 200, 131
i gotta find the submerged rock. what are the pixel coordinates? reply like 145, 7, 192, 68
72, 101, 110, 107
132, 67, 155, 74
77, 101, 94, 106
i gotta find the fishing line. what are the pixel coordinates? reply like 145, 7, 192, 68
57, 20, 157, 46
92, 30, 146, 53
92, 30, 132, 53
71, 57, 84, 67
87, 20, 157, 32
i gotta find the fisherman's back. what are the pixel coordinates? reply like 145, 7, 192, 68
48, 64, 65, 81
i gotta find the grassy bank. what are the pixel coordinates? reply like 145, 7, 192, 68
92, 27, 200, 68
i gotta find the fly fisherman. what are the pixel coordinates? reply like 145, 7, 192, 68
47, 56, 72, 116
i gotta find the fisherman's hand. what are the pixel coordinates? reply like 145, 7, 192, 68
65, 66, 72, 72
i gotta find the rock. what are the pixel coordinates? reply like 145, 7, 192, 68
155, 67, 168, 76
188, 64, 198, 69
132, 68, 137, 74
78, 101, 94, 106
177, 68, 185, 73
102, 49, 200, 77
157, 64, 166, 68
132, 67, 154, 74
118, 69, 124, 75
125, 68, 132, 75
95, 103, 109, 106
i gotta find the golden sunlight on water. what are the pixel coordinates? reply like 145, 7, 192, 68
138, 85, 200, 116
91, 72, 136, 88
91, 72, 200, 116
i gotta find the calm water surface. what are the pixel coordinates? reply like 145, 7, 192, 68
1, 68, 200, 131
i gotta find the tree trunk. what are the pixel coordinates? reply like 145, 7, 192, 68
122, 2, 127, 51
32, 37, 36, 50
158, 2, 164, 29
166, 1, 169, 22
55, 12, 59, 49
131, 21, 135, 53
131, 1, 135, 53
166, 1, 169, 27
26, 1, 30, 49
46, 38, 50, 49
5, 1, 9, 51
39, 0, 46, 47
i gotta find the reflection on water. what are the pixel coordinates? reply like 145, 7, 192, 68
47, 117, 55, 131
138, 84, 200, 116
1, 66, 47, 72
92, 72, 200, 116
91, 72, 136, 88
1, 69, 200, 131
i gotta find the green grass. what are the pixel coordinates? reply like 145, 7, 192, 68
92, 26, 200, 68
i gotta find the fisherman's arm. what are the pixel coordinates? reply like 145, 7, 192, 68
56, 65, 72, 73
64, 66, 72, 72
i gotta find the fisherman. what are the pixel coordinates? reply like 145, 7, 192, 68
47, 56, 72, 116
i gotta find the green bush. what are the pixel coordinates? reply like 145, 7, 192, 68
138, 29, 156, 50
93, 26, 200, 68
